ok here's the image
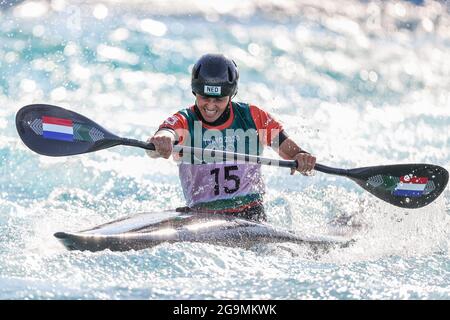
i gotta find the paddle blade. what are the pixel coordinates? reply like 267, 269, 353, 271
347, 164, 448, 208
16, 104, 121, 156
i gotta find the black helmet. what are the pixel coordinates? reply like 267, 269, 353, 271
191, 53, 239, 98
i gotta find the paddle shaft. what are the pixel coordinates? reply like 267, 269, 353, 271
120, 138, 349, 176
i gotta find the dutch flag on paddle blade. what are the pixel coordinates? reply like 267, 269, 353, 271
393, 176, 428, 197
42, 116, 74, 142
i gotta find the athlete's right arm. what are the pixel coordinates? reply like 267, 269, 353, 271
147, 112, 189, 159
146, 129, 177, 159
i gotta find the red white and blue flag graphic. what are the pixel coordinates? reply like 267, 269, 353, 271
42, 116, 74, 141
393, 176, 428, 197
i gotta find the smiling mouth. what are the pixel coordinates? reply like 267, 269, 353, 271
203, 107, 217, 117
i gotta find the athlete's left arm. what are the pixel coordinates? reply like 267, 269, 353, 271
275, 138, 316, 175
249, 105, 316, 175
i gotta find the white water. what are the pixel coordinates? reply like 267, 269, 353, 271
0, 0, 449, 299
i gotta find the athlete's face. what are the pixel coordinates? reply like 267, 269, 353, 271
195, 94, 230, 122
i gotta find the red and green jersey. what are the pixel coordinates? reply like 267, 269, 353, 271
158, 101, 284, 212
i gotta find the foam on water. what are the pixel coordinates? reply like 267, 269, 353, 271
0, 0, 449, 299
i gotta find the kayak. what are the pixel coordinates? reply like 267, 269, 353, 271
54, 210, 354, 252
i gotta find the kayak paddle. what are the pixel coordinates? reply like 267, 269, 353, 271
16, 104, 449, 209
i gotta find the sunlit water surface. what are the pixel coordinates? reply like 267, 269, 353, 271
0, 0, 449, 299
